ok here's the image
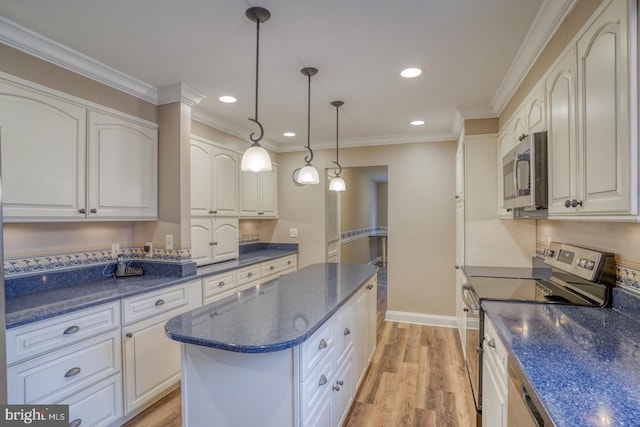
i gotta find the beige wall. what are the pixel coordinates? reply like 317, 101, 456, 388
377, 182, 388, 226
465, 118, 498, 135
274, 141, 457, 317
339, 168, 378, 264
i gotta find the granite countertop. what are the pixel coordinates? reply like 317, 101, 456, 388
165, 263, 378, 353
483, 296, 640, 427
5, 246, 298, 329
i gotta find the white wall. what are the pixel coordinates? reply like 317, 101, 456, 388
274, 141, 457, 317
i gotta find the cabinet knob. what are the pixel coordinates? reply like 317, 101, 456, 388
63, 325, 80, 335
564, 199, 583, 208
247, 272, 253, 278
218, 281, 225, 287
367, 284, 374, 290
69, 419, 82, 427
463, 308, 469, 313
258, 212, 264, 215
287, 260, 292, 265
155, 299, 165, 306
318, 339, 328, 349
319, 375, 328, 386
64, 367, 82, 378
209, 210, 218, 214
455, 195, 460, 199
270, 266, 275, 271
90, 208, 97, 214
455, 265, 460, 270
209, 210, 215, 214
333, 385, 341, 391
337, 380, 344, 386
209, 242, 214, 246
126, 332, 133, 338
78, 208, 86, 214
344, 327, 351, 336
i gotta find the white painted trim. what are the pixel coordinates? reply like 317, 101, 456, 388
385, 310, 457, 329
0, 16, 158, 104
492, 0, 579, 116
158, 83, 206, 107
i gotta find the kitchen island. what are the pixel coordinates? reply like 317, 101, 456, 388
165, 262, 378, 427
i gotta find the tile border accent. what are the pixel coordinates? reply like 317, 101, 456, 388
4, 247, 191, 278
340, 226, 387, 245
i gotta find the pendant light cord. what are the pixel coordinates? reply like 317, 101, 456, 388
304, 72, 314, 165
331, 100, 344, 177
248, 16, 264, 144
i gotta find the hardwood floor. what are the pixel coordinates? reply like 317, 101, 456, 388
124, 272, 476, 427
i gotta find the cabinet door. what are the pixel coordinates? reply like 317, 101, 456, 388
482, 354, 507, 427
353, 286, 368, 388
191, 218, 214, 266
212, 146, 239, 216
496, 132, 512, 218
511, 106, 526, 146
260, 165, 278, 217
190, 140, 213, 216
366, 278, 377, 364
88, 111, 158, 219
526, 81, 546, 133
577, 0, 633, 214
0, 80, 86, 220
122, 317, 181, 415
546, 47, 578, 215
212, 218, 239, 262
239, 170, 260, 216
332, 353, 354, 427
334, 301, 354, 371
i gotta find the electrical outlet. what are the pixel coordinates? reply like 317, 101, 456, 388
289, 228, 298, 238
111, 244, 120, 259
165, 234, 174, 250
144, 242, 153, 258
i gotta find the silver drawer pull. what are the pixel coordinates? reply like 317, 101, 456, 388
63, 325, 80, 335
319, 375, 328, 386
487, 338, 496, 348
367, 284, 374, 290
65, 367, 82, 378
69, 419, 82, 427
218, 281, 225, 287
344, 327, 351, 336
155, 299, 165, 306
318, 339, 328, 349
337, 380, 344, 386
287, 260, 292, 265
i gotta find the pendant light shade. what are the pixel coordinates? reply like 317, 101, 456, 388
329, 100, 346, 192
241, 7, 272, 172
295, 67, 319, 185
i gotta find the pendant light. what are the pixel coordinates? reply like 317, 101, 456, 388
329, 100, 346, 192
295, 67, 320, 184
241, 7, 273, 172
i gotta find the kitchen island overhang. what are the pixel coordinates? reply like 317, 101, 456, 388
164, 262, 379, 427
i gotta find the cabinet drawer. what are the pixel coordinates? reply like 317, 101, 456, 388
300, 319, 334, 381
236, 265, 261, 285
122, 281, 195, 325
484, 318, 507, 383
6, 302, 120, 366
203, 272, 236, 299
300, 347, 334, 423
237, 279, 260, 293
64, 374, 123, 427
8, 329, 121, 404
262, 255, 297, 278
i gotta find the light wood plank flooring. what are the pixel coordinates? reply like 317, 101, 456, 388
124, 274, 475, 426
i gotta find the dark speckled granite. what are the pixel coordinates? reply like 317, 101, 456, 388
5, 245, 298, 329
482, 299, 640, 427
165, 263, 378, 353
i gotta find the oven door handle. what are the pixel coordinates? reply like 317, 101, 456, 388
521, 385, 544, 427
462, 284, 480, 315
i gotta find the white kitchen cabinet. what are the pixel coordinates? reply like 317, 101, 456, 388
482, 317, 508, 427
190, 137, 239, 217
122, 280, 201, 415
0, 78, 158, 221
240, 164, 278, 218
0, 79, 87, 220
546, 0, 637, 219
526, 80, 546, 134
353, 276, 376, 388
546, 46, 578, 216
63, 374, 123, 427
496, 131, 512, 218
190, 217, 239, 266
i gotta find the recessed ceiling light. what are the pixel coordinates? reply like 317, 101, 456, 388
283, 132, 296, 137
410, 120, 425, 126
401, 68, 422, 78
218, 95, 237, 103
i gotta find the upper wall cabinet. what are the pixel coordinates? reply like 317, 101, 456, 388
525, 81, 546, 134
87, 111, 158, 219
0, 78, 158, 221
190, 138, 238, 217
547, 0, 636, 218
239, 165, 278, 218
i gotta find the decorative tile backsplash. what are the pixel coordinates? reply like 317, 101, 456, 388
340, 226, 387, 244
4, 247, 191, 278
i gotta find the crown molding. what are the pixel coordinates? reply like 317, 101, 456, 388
0, 15, 158, 104
492, 0, 578, 116
158, 83, 206, 107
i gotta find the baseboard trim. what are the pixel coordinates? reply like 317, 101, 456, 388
385, 310, 457, 328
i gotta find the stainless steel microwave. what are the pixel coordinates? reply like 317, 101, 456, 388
502, 131, 548, 210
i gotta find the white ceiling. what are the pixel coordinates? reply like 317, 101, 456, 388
0, 1, 574, 152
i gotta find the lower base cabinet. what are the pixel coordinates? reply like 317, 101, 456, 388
63, 374, 123, 427
482, 318, 508, 427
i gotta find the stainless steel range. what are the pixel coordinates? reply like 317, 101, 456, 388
461, 242, 616, 425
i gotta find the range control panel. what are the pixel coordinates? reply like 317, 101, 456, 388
540, 242, 613, 282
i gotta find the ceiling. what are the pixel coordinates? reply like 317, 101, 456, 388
0, 1, 574, 152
